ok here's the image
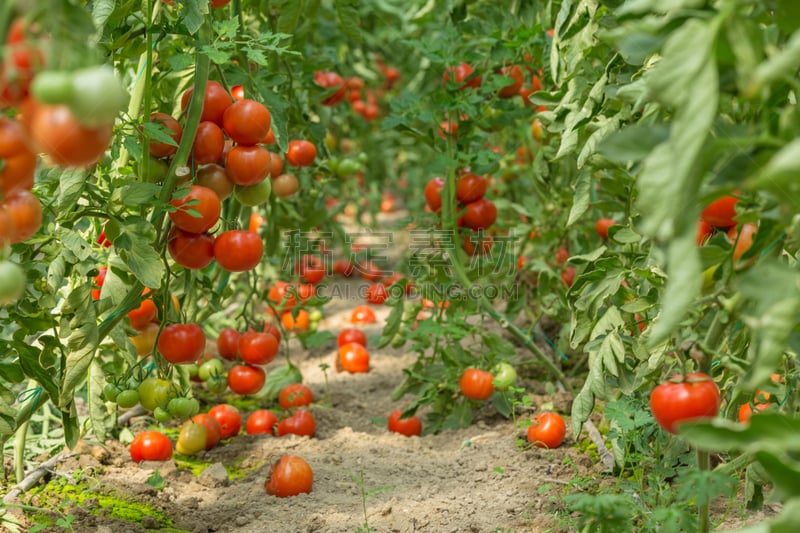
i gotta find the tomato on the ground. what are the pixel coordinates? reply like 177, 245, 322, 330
176, 421, 207, 456
337, 328, 367, 347
338, 342, 370, 373
130, 430, 173, 463
387, 409, 422, 437
265, 455, 313, 497
246, 409, 279, 435
279, 383, 314, 409
276, 409, 316, 437
350, 305, 377, 324
191, 413, 222, 450
527, 412, 566, 449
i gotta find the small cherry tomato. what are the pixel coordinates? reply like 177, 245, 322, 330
130, 430, 173, 463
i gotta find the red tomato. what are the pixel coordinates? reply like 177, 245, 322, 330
462, 233, 493, 256
350, 305, 376, 325
561, 266, 576, 287
365, 283, 388, 304
338, 342, 370, 373
222, 99, 271, 146
458, 368, 494, 400
443, 62, 481, 90
286, 140, 317, 167
696, 219, 714, 245
314, 71, 347, 106
225, 145, 272, 186
191, 121, 225, 165
129, 430, 173, 463
281, 309, 310, 332
265, 455, 313, 497
555, 246, 569, 265
358, 261, 384, 282
216, 327, 240, 361
333, 259, 355, 277
0, 117, 36, 195
157, 323, 206, 364
148, 112, 182, 158
527, 412, 566, 449
279, 383, 314, 409
208, 404, 242, 440
276, 409, 316, 438
191, 413, 222, 450
296, 254, 326, 284
424, 177, 445, 212
246, 409, 279, 435
266, 151, 284, 178
231, 84, 244, 101
28, 102, 112, 168
4, 189, 42, 243
337, 328, 367, 348
737, 402, 769, 424
238, 329, 279, 365
497, 65, 524, 98
167, 228, 215, 270
387, 409, 422, 437
595, 218, 616, 239
455, 173, 487, 204
728, 222, 758, 263
459, 198, 497, 230
91, 266, 108, 300
227, 364, 266, 395
649, 373, 721, 434
701, 194, 739, 228
181, 80, 233, 125
213, 230, 263, 272
128, 298, 158, 330
263, 322, 282, 344
168, 185, 221, 234
268, 281, 297, 310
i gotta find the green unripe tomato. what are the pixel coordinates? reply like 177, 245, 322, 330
336, 158, 361, 177
139, 155, 169, 183
153, 406, 172, 423
198, 359, 225, 382
102, 383, 121, 403
67, 65, 129, 126
31, 70, 74, 104
308, 308, 323, 322
491, 362, 518, 391
116, 389, 140, 409
206, 374, 228, 394
234, 179, 271, 206
0, 260, 26, 306
176, 421, 207, 456
138, 377, 172, 412
167, 397, 200, 419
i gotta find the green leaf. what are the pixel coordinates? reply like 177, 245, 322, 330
57, 168, 88, 211
679, 413, 800, 453
377, 300, 404, 349
747, 138, 800, 192
114, 220, 164, 289
618, 0, 705, 16
61, 407, 80, 450
647, 231, 701, 346
179, 0, 207, 35
776, 0, 800, 34
745, 31, 800, 98
566, 171, 591, 227
59, 285, 99, 409
258, 364, 303, 402
146, 470, 166, 490
113, 183, 161, 208
597, 124, 669, 163
91, 0, 116, 30
335, 0, 362, 44
88, 360, 114, 442
302, 330, 336, 349
755, 450, 800, 500
276, 0, 303, 35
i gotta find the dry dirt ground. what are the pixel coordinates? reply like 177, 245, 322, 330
2, 212, 780, 533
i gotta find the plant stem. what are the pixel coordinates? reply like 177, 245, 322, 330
697, 448, 711, 533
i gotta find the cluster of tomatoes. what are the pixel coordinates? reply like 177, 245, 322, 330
424, 172, 498, 256
212, 324, 282, 395
313, 57, 399, 122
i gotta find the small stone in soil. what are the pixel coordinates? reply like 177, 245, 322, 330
199, 462, 229, 487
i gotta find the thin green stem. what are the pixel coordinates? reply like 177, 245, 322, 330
697, 448, 711, 533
